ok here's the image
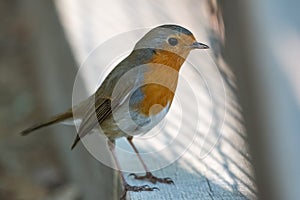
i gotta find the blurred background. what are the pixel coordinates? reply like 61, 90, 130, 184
0, 2, 65, 200
0, 0, 299, 200
0, 1, 81, 200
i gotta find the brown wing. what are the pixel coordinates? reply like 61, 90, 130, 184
70, 49, 156, 149
70, 96, 112, 149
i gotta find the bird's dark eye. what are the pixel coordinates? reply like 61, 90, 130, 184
168, 37, 178, 46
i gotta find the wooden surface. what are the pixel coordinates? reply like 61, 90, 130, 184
53, 0, 257, 199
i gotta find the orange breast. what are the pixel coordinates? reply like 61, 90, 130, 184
139, 50, 185, 116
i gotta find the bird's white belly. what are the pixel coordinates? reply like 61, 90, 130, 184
100, 101, 170, 138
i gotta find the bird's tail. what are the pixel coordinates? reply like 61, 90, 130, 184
20, 109, 73, 135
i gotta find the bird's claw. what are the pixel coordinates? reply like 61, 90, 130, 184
120, 183, 159, 200
124, 183, 159, 191
129, 172, 174, 184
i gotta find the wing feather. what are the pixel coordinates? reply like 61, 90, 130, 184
71, 97, 112, 149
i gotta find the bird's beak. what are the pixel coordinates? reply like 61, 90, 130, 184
191, 42, 209, 49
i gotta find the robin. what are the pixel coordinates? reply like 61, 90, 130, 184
21, 24, 209, 199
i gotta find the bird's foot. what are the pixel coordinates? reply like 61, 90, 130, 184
120, 183, 159, 200
129, 172, 174, 184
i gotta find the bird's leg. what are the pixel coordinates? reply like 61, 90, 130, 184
107, 139, 159, 200
127, 137, 174, 184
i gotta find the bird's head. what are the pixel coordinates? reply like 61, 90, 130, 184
134, 24, 209, 60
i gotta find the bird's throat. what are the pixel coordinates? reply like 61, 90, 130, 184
138, 50, 186, 116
